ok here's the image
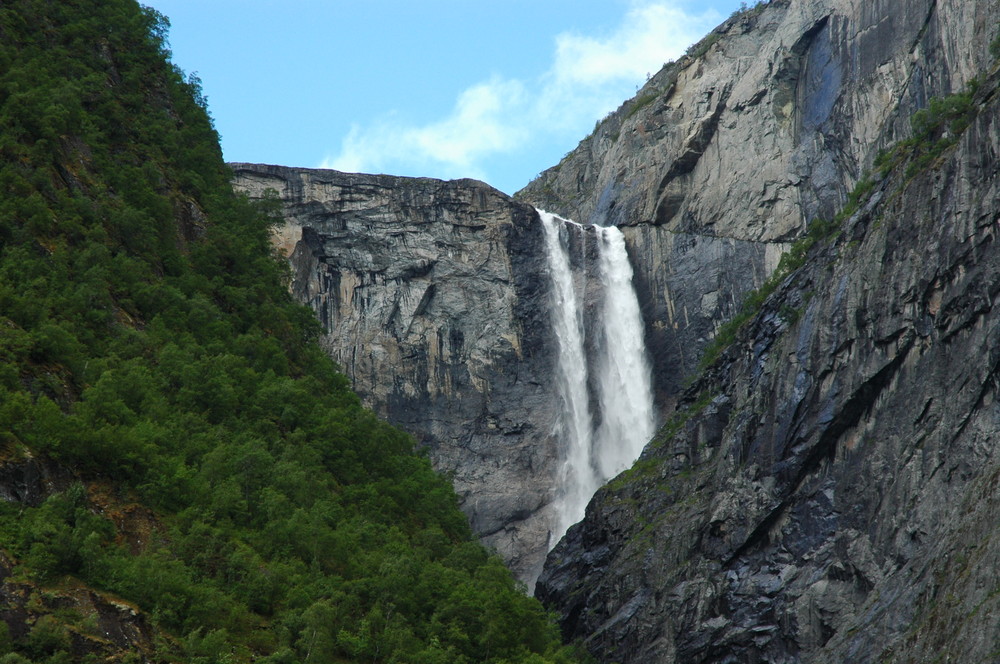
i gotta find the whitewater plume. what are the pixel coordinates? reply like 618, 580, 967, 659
538, 209, 656, 547
593, 225, 657, 480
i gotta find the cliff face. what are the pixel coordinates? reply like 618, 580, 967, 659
519, 0, 998, 398
521, 0, 990, 236
231, 165, 560, 584
529, 0, 1000, 661
231, 1, 1000, 659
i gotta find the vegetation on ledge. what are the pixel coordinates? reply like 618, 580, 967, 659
696, 68, 990, 374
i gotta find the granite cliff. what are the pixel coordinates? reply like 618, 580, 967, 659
525, 0, 1000, 661
537, 64, 1000, 661
519, 0, 997, 399
229, 165, 663, 588
230, 165, 562, 584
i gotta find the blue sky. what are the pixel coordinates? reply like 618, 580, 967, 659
145, 1, 748, 194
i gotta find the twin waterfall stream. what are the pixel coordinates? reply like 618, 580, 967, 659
538, 210, 657, 551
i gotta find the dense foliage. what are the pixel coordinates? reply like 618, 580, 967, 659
0, 2, 576, 662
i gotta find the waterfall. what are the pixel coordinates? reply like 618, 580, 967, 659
539, 211, 601, 538
538, 210, 656, 546
592, 226, 657, 480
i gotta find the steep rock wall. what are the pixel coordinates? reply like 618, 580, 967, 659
231, 3, 1000, 634
536, 21, 1000, 664
230, 165, 559, 584
519, 0, 999, 401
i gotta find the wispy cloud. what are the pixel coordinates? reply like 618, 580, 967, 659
320, 1, 721, 188
328, 77, 530, 182
557, 3, 714, 87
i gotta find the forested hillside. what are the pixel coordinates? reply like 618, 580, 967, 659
0, 2, 575, 662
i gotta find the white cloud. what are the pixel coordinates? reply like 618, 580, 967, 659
324, 77, 529, 180
321, 1, 721, 187
552, 3, 714, 87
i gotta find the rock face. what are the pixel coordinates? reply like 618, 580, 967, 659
528, 0, 1000, 662
231, 1, 1000, 659
519, 0, 998, 400
520, 0, 993, 232
230, 165, 560, 584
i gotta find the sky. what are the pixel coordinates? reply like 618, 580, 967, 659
144, 1, 749, 195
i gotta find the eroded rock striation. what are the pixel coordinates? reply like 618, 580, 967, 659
230, 165, 560, 584
529, 0, 1000, 661
519, 0, 998, 400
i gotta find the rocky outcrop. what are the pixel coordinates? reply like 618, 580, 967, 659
0, 549, 158, 660
519, 0, 999, 401
0, 452, 72, 506
0, 456, 160, 660
534, 2, 1000, 662
230, 165, 561, 584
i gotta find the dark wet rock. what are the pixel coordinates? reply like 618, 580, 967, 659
535, 51, 1000, 664
0, 454, 72, 507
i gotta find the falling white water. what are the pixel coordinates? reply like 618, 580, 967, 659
538, 210, 656, 546
539, 211, 600, 539
593, 226, 657, 480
